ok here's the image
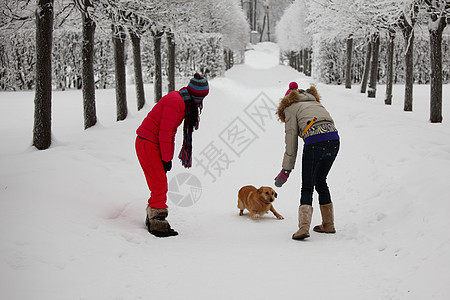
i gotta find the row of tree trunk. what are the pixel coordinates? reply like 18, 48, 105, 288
33, 0, 178, 150
345, 11, 446, 123
30, 1, 449, 150
287, 49, 312, 77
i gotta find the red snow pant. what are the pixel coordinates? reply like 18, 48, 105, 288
135, 137, 168, 209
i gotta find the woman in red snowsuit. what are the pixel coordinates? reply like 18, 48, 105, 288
136, 74, 209, 237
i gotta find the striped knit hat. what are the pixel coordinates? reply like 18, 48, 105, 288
187, 73, 209, 101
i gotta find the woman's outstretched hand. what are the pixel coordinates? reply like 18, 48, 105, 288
274, 169, 291, 187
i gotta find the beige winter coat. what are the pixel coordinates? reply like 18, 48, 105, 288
277, 87, 335, 171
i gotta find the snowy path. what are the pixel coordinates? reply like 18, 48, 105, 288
1, 43, 450, 299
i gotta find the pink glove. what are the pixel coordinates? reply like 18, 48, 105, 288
274, 169, 291, 187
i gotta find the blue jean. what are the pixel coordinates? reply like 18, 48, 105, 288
300, 140, 340, 206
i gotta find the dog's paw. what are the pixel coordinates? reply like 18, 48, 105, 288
250, 214, 260, 220
277, 215, 284, 220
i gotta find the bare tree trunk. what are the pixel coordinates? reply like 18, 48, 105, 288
303, 49, 309, 76
129, 30, 145, 111
260, 13, 266, 42
402, 24, 414, 111
299, 49, 303, 72
308, 49, 312, 76
385, 29, 395, 105
360, 41, 371, 94
33, 0, 54, 150
289, 52, 293, 69
293, 52, 298, 70
224, 50, 229, 70
224, 49, 234, 70
112, 24, 127, 121
81, 4, 97, 129
231, 50, 235, 67
248, 0, 253, 31
368, 33, 380, 98
429, 14, 446, 123
253, 0, 257, 32
345, 36, 353, 89
167, 31, 176, 93
153, 31, 164, 103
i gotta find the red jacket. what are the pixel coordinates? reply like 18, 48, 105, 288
136, 91, 186, 162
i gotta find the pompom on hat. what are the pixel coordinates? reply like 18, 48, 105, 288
285, 81, 298, 96
187, 73, 209, 101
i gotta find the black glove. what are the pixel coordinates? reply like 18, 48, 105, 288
162, 160, 172, 173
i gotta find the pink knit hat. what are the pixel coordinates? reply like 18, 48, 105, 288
285, 82, 298, 96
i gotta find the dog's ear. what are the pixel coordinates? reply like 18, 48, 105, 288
274, 192, 278, 198
257, 187, 263, 193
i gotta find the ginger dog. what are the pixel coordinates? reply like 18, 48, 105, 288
238, 185, 283, 220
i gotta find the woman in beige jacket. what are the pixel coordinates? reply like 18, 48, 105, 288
274, 82, 340, 240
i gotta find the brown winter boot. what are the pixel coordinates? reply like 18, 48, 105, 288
145, 206, 178, 237
292, 205, 313, 240
313, 203, 336, 233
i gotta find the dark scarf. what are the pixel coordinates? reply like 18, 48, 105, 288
178, 87, 203, 168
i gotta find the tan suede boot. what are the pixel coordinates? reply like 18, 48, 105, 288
292, 205, 313, 240
313, 202, 336, 233
145, 206, 178, 237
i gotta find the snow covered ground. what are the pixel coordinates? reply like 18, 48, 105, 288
1, 42, 450, 299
